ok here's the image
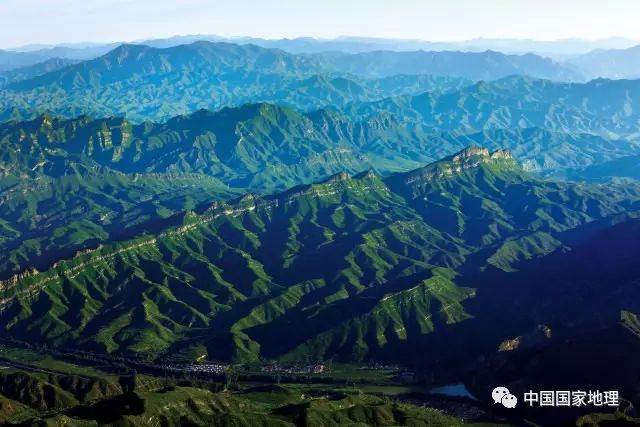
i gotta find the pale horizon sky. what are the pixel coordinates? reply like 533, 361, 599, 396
1, 0, 640, 49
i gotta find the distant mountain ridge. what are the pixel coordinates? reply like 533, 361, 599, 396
0, 57, 79, 87
569, 44, 640, 79
1, 41, 484, 123
4, 35, 639, 64
5, 36, 640, 82
312, 49, 580, 80
564, 153, 640, 182
0, 41, 592, 123
342, 75, 640, 139
3, 45, 640, 136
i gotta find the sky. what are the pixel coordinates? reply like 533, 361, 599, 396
1, 0, 640, 48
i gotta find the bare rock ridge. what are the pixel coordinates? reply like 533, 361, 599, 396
402, 146, 516, 185
449, 146, 513, 163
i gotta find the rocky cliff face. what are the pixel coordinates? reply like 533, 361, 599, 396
451, 146, 490, 163
400, 146, 517, 185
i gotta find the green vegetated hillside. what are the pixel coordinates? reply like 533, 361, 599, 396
2, 147, 639, 367
3, 97, 640, 278
0, 105, 444, 277
0, 370, 122, 414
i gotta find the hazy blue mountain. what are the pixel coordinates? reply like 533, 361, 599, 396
298, 36, 638, 57
0, 42, 477, 122
26, 44, 119, 60
0, 49, 53, 72
0, 44, 119, 70
0, 42, 587, 123
342, 75, 640, 139
568, 44, 640, 79
453, 36, 639, 57
311, 49, 581, 80
6, 36, 640, 81
6, 49, 638, 136
0, 46, 109, 72
0, 57, 80, 87
12, 35, 639, 57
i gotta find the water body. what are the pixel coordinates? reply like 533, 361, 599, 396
429, 383, 476, 400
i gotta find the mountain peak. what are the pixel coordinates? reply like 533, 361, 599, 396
447, 146, 513, 163
490, 148, 513, 160
107, 43, 151, 56
100, 44, 154, 65
391, 146, 518, 187
449, 146, 490, 162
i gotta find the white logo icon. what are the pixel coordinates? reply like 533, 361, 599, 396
502, 393, 518, 408
492, 386, 518, 408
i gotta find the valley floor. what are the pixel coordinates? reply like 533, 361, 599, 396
0, 344, 509, 426
0, 342, 637, 426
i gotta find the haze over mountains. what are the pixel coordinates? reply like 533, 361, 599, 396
0, 41, 577, 120
3, 35, 640, 79
2, 37, 640, 127
3, 34, 640, 59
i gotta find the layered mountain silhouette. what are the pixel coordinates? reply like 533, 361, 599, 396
569, 44, 640, 79
0, 41, 591, 122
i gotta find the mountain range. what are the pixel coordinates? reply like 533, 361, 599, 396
567, 44, 640, 79
0, 42, 482, 122
3, 97, 640, 279
4, 34, 640, 64
1, 41, 640, 130
2, 147, 639, 368
3, 33, 640, 426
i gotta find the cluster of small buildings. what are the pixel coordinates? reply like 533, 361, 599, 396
183, 362, 228, 374
261, 363, 326, 374
153, 361, 228, 375
358, 363, 399, 371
